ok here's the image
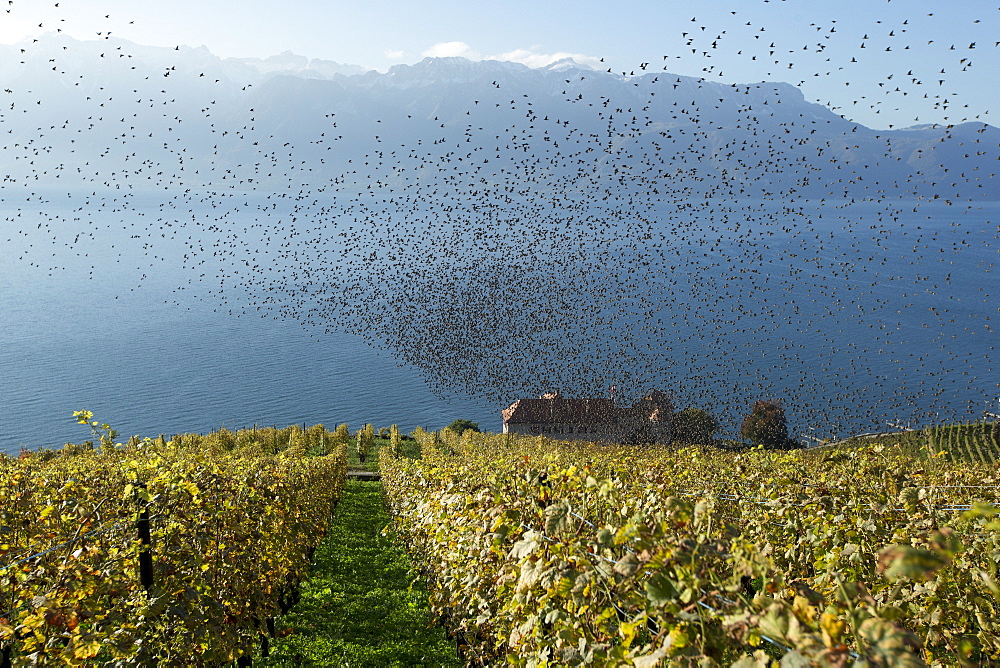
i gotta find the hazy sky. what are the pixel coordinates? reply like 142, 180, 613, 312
1, 0, 996, 129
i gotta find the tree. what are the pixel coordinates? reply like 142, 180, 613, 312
673, 408, 719, 445
741, 400, 789, 448
445, 419, 480, 434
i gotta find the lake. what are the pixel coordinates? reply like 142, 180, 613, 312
2, 191, 996, 453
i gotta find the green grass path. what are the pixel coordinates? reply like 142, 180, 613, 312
258, 479, 461, 667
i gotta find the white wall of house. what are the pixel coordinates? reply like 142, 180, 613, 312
503, 421, 670, 444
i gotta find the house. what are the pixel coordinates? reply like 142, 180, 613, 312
502, 390, 673, 444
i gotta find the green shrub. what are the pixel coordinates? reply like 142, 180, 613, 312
445, 419, 480, 434
672, 408, 719, 445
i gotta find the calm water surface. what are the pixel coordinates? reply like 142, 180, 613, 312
1, 194, 996, 453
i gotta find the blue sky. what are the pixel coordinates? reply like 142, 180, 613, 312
1, 0, 996, 129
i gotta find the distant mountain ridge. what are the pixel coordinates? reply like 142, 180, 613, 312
0, 34, 996, 200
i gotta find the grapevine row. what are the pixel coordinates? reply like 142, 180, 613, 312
0, 422, 347, 665
380, 429, 1000, 666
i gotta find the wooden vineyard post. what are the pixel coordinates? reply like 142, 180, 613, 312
264, 616, 275, 656
137, 483, 154, 595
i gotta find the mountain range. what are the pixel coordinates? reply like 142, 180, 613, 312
1, 34, 997, 201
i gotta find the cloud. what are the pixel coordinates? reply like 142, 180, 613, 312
384, 49, 406, 60
490, 48, 602, 70
417, 42, 603, 70
421, 41, 478, 59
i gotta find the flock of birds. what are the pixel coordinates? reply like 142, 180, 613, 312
2, 3, 998, 437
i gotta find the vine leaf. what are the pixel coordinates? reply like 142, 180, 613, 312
644, 571, 680, 605
613, 553, 639, 577
877, 545, 948, 581
544, 502, 571, 535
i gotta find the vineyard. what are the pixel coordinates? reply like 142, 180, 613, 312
0, 419, 347, 665
929, 423, 1000, 465
381, 428, 1000, 666
811, 422, 1000, 467
4, 417, 999, 666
